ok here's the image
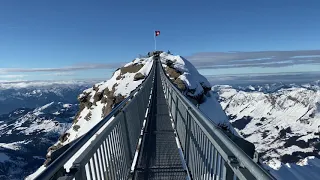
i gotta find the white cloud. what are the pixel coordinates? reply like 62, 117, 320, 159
0, 63, 123, 73
0, 74, 28, 79
186, 50, 320, 69
43, 72, 75, 76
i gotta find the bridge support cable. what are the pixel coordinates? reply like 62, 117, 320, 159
33, 52, 275, 180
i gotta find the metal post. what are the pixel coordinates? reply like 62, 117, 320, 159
154, 31, 156, 50
185, 108, 191, 168
174, 95, 179, 127
121, 111, 133, 164
223, 162, 234, 180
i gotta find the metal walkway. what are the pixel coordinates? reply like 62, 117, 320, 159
33, 53, 275, 180
133, 60, 187, 179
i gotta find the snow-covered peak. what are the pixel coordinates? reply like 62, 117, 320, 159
160, 53, 211, 96
159, 53, 237, 135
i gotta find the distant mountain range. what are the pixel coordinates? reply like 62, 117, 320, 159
1, 77, 320, 179
0, 81, 95, 115
0, 81, 93, 180
213, 81, 320, 180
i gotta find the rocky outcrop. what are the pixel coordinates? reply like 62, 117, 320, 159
42, 56, 153, 167
134, 72, 145, 81
120, 64, 143, 74
160, 52, 255, 159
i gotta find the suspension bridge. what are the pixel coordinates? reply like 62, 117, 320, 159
33, 53, 275, 180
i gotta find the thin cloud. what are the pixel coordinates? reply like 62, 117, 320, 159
0, 63, 124, 73
43, 72, 76, 76
0, 74, 28, 79
186, 50, 320, 69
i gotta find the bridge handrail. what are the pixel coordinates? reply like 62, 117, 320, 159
159, 60, 275, 180
33, 60, 155, 180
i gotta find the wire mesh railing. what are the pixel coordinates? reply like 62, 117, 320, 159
159, 60, 275, 180
33, 61, 155, 180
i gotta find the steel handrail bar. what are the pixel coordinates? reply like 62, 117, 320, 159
34, 61, 155, 180
159, 60, 275, 180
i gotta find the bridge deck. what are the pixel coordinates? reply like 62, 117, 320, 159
133, 61, 187, 180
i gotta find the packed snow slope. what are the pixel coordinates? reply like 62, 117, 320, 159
213, 83, 320, 180
29, 52, 251, 179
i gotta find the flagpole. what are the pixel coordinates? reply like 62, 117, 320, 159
154, 30, 156, 50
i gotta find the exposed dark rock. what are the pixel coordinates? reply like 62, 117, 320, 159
47, 143, 63, 153
84, 112, 92, 121
101, 94, 125, 118
242, 133, 252, 138
315, 142, 320, 150
93, 85, 99, 91
58, 133, 70, 143
45, 143, 73, 167
262, 130, 270, 139
267, 95, 276, 106
284, 136, 308, 148
309, 111, 315, 118
73, 125, 80, 131
102, 105, 112, 119
116, 74, 122, 80
279, 127, 292, 138
73, 103, 85, 124
231, 116, 253, 130
165, 66, 181, 79
173, 78, 186, 91
260, 117, 267, 122
255, 122, 263, 126
202, 85, 212, 94
93, 91, 104, 105
101, 95, 108, 104
120, 64, 143, 75
114, 94, 125, 106
228, 114, 237, 120
78, 93, 93, 110
281, 151, 320, 164
134, 72, 145, 81
166, 60, 174, 67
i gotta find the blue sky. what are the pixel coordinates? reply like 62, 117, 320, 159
0, 0, 320, 81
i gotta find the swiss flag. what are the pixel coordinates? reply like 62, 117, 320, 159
155, 30, 160, 36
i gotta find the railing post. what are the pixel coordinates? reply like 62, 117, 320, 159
223, 162, 234, 180
120, 110, 133, 165
74, 162, 87, 180
184, 107, 191, 168
174, 94, 179, 127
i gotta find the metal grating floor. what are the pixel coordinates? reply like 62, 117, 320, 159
133, 60, 187, 180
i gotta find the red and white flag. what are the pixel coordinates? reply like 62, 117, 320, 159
155, 30, 160, 36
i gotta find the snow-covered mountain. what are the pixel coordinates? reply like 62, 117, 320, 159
0, 102, 77, 180
0, 81, 94, 115
213, 83, 320, 180
29, 52, 245, 179
28, 56, 155, 179
0, 81, 94, 179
